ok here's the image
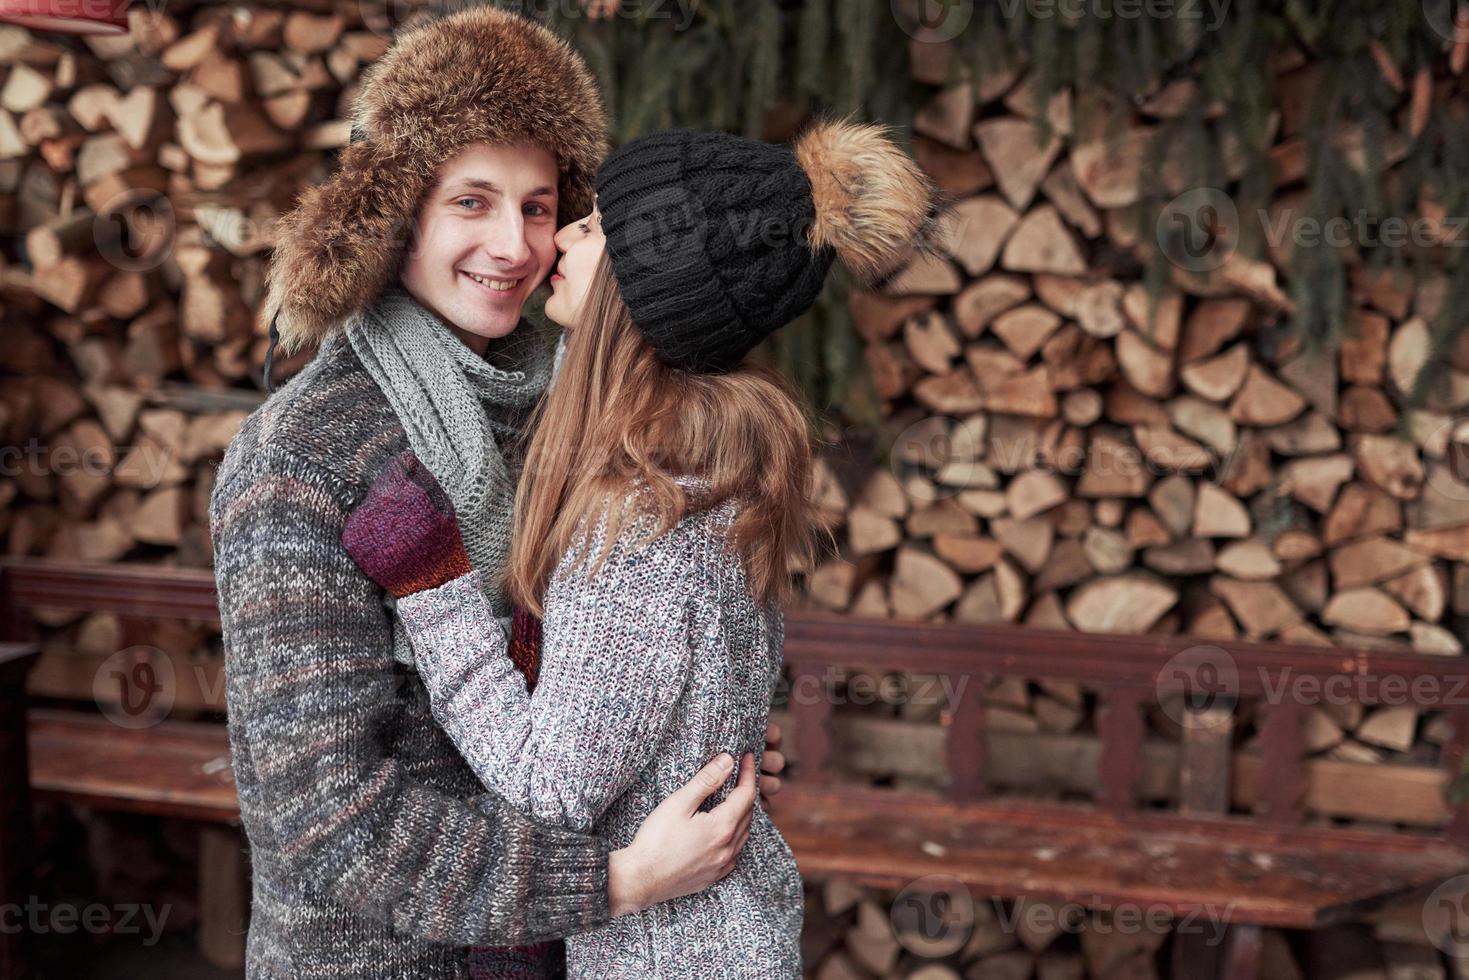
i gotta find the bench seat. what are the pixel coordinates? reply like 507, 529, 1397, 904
770, 784, 1469, 930
27, 708, 238, 825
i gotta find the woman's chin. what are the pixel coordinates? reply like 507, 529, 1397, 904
542, 299, 570, 329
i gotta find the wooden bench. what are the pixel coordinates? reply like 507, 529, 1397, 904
768, 612, 1469, 977
6, 558, 1469, 978
0, 558, 243, 972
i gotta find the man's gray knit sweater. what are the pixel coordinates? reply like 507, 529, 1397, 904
208, 334, 611, 979
395, 494, 804, 978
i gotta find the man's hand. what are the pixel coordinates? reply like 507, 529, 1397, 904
760, 721, 784, 802
607, 753, 756, 916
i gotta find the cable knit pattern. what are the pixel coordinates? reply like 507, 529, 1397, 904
594, 129, 832, 373
210, 333, 608, 979
395, 493, 803, 978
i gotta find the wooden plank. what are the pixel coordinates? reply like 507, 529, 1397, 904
26, 708, 238, 824
768, 711, 1460, 829
782, 608, 1469, 703
1180, 700, 1235, 816
8, 561, 1469, 704
945, 670, 986, 800
1098, 687, 1145, 811
789, 666, 833, 784
1443, 703, 1469, 848
768, 784, 1469, 929
27, 645, 225, 713
1257, 697, 1307, 826
1, 559, 220, 625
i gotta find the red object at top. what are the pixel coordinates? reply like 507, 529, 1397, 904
0, 0, 127, 35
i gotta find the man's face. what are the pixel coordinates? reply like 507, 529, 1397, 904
399, 142, 559, 349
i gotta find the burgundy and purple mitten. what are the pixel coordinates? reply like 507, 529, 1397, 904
342, 450, 472, 598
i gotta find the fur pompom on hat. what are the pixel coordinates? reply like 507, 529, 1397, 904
264, 7, 608, 354
595, 119, 941, 374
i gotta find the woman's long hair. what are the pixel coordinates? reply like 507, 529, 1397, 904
504, 250, 816, 614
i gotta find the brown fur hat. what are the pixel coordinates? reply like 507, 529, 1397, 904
264, 7, 608, 353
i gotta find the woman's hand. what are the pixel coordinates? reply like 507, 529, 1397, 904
607, 753, 757, 916
342, 450, 472, 598
760, 722, 785, 802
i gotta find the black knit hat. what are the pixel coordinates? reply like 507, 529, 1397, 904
595, 121, 939, 374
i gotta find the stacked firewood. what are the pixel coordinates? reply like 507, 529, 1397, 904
795, 878, 1455, 979
803, 38, 1469, 656
0, 3, 386, 567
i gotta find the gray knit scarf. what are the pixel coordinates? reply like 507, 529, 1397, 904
347, 286, 551, 664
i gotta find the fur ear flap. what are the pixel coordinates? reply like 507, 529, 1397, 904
793, 119, 941, 286
264, 140, 433, 354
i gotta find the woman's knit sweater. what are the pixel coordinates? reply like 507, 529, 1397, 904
209, 334, 610, 979
395, 493, 804, 979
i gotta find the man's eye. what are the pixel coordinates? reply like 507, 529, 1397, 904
526, 203, 553, 217
456, 198, 482, 210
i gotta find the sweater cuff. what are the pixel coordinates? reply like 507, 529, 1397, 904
473, 793, 612, 937
396, 568, 511, 669
396, 566, 488, 621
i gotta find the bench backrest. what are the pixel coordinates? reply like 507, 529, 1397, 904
783, 611, 1469, 847
6, 557, 1469, 846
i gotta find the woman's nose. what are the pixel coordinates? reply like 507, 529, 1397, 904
553, 223, 575, 252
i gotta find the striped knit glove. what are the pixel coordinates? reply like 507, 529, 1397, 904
343, 450, 471, 598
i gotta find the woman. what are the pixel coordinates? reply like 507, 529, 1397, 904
342, 119, 939, 977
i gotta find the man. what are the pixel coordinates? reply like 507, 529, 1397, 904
211, 9, 784, 978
